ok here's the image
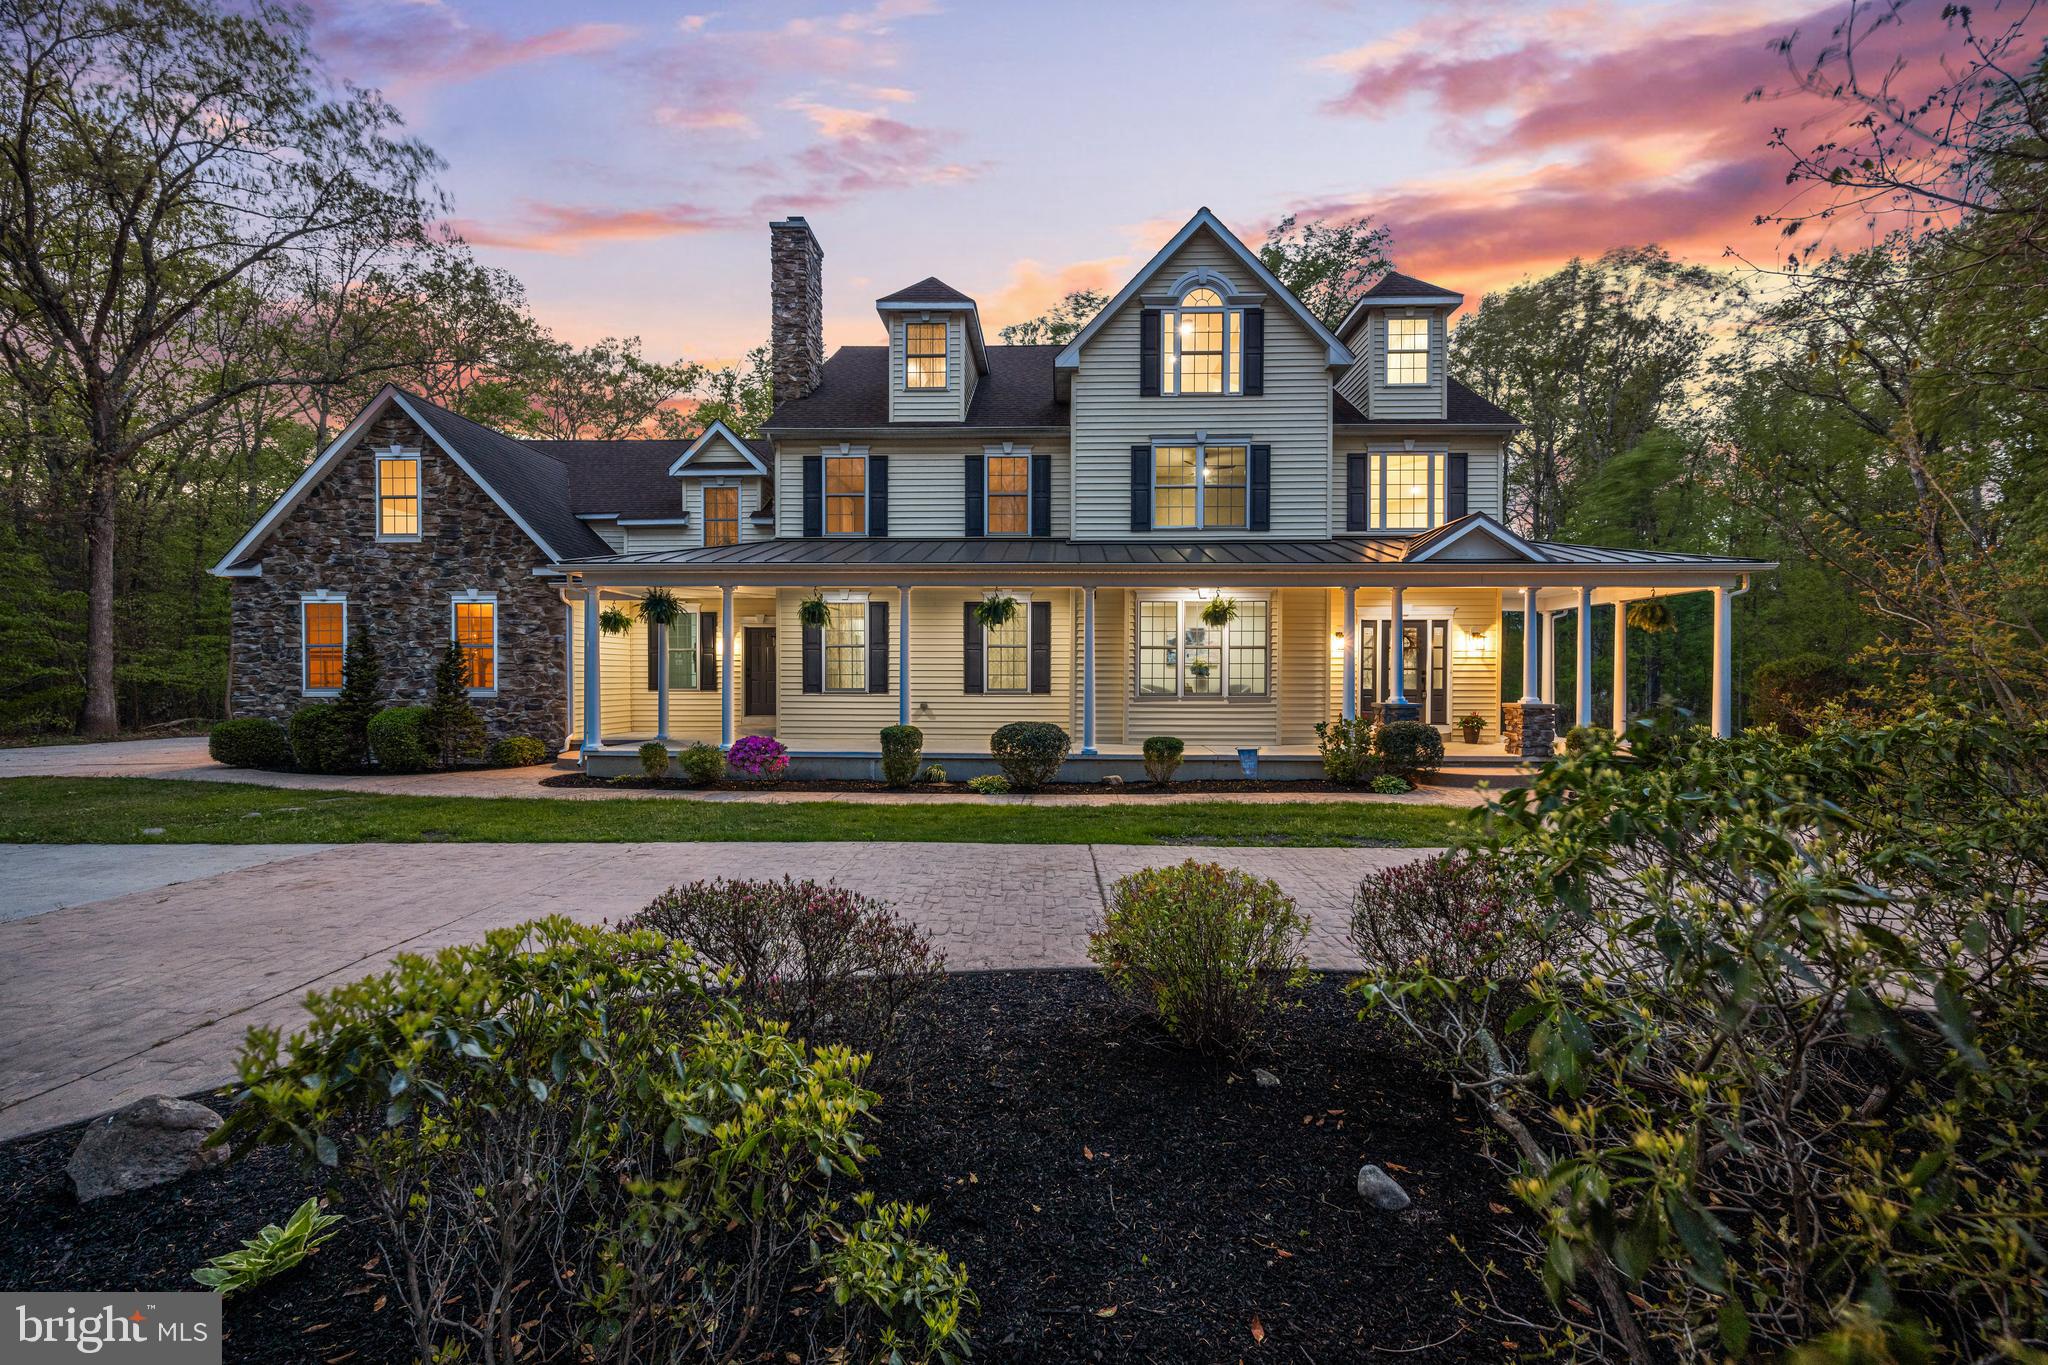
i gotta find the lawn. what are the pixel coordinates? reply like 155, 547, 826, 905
0, 777, 1474, 847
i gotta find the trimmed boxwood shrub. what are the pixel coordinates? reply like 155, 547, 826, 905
880, 724, 923, 789
677, 741, 725, 786
639, 741, 671, 780
368, 706, 433, 773
989, 721, 1070, 792
488, 735, 550, 767
1377, 719, 1444, 780
288, 703, 355, 774
1141, 735, 1185, 785
209, 717, 291, 770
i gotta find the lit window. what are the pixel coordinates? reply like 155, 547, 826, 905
1372, 452, 1445, 531
824, 607, 867, 691
666, 608, 700, 689
905, 322, 947, 389
985, 607, 1029, 692
825, 456, 867, 535
986, 454, 1030, 535
1152, 441, 1247, 530
1161, 284, 1242, 396
1386, 317, 1429, 386
704, 486, 739, 547
453, 598, 496, 692
377, 456, 420, 538
302, 599, 345, 693
1135, 598, 1269, 698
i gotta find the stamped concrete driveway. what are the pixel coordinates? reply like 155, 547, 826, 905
0, 840, 1429, 1140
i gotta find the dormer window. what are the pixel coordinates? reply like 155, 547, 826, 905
905, 321, 947, 389
1162, 287, 1242, 396
1385, 317, 1429, 385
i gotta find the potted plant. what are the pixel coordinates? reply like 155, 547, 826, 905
1187, 658, 1213, 682
1626, 596, 1675, 634
973, 593, 1018, 630
597, 605, 634, 636
797, 593, 832, 629
638, 587, 682, 631
1458, 712, 1485, 745
1200, 595, 1239, 629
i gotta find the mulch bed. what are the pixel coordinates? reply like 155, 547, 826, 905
0, 972, 1538, 1362
539, 772, 1435, 795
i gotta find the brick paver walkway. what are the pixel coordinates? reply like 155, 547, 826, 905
0, 840, 1432, 1140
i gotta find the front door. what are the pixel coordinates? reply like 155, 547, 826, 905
743, 627, 776, 715
1359, 618, 1450, 725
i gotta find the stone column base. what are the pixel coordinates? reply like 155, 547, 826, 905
1502, 701, 1559, 758
1376, 701, 1421, 726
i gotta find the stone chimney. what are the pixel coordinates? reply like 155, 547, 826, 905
769, 216, 824, 404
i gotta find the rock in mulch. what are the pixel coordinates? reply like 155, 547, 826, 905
67, 1096, 225, 1202
1253, 1067, 1281, 1088
1357, 1162, 1412, 1210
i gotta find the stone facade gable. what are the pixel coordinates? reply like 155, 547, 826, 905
229, 411, 567, 743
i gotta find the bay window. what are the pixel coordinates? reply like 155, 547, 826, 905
1153, 440, 1247, 530
1162, 285, 1242, 395
1135, 596, 1269, 699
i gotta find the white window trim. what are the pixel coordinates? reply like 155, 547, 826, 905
701, 480, 742, 548
1132, 591, 1271, 701
981, 589, 1033, 694
1152, 436, 1251, 531
1384, 316, 1431, 388
903, 317, 949, 391
1161, 283, 1243, 397
1372, 450, 1443, 532
450, 591, 499, 698
300, 592, 347, 697
821, 448, 870, 539
983, 445, 1033, 538
822, 589, 869, 693
374, 449, 423, 542
662, 606, 703, 691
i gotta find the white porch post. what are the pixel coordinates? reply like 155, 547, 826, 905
1576, 585, 1595, 727
1542, 610, 1558, 706
1522, 586, 1542, 702
655, 615, 670, 744
1341, 585, 1359, 721
580, 586, 602, 756
1712, 585, 1733, 738
720, 584, 736, 749
1081, 585, 1097, 754
1611, 600, 1629, 732
1387, 584, 1408, 706
898, 585, 913, 728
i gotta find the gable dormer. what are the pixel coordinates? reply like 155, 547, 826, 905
877, 277, 988, 423
1335, 270, 1463, 421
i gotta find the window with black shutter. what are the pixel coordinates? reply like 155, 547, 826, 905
1446, 452, 1469, 520
963, 455, 984, 537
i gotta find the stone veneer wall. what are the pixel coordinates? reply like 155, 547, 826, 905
770, 216, 824, 403
229, 411, 567, 742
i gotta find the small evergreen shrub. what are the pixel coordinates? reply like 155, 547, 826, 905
919, 763, 947, 784
638, 740, 670, 779
367, 706, 433, 773
1314, 717, 1378, 784
1377, 719, 1444, 779
209, 717, 291, 770
989, 721, 1069, 791
420, 642, 485, 767
727, 734, 789, 781
1141, 735, 1185, 785
1367, 773, 1410, 794
880, 724, 924, 788
288, 704, 355, 774
332, 621, 382, 767
676, 741, 724, 786
488, 735, 550, 767
966, 774, 1010, 795
1088, 860, 1309, 1057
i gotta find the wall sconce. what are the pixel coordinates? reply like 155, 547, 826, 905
1455, 624, 1495, 660
1330, 629, 1346, 659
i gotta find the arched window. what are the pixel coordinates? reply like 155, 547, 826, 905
1161, 280, 1242, 395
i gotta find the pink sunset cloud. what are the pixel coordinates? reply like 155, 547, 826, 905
449, 202, 740, 253
306, 0, 629, 87
983, 257, 1131, 333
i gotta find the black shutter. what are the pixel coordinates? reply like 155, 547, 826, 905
1029, 600, 1052, 694
802, 456, 823, 537
1139, 308, 1161, 396
699, 611, 717, 691
867, 600, 889, 693
1031, 453, 1052, 537
961, 602, 983, 694
963, 455, 984, 537
802, 620, 822, 693
1243, 306, 1264, 395
1130, 445, 1151, 532
1446, 452, 1469, 521
868, 455, 888, 537
1248, 444, 1271, 532
1346, 453, 1368, 532
647, 620, 660, 690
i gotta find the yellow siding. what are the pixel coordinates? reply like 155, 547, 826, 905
570, 593, 774, 744
1278, 586, 1332, 744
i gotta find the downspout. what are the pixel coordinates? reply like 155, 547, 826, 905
1728, 574, 1751, 732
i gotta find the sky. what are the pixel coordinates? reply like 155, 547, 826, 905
301, 0, 2008, 367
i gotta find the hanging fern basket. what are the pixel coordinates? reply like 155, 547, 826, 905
597, 606, 635, 636
974, 594, 1019, 630
1626, 598, 1676, 635
638, 587, 683, 630
1200, 596, 1239, 629
797, 593, 833, 629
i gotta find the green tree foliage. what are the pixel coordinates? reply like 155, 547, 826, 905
1257, 212, 1393, 329
997, 289, 1107, 345
332, 621, 383, 765
421, 642, 484, 767
687, 344, 776, 435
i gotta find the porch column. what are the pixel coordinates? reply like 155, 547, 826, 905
1081, 585, 1097, 754
1575, 585, 1595, 728
1387, 585, 1408, 704
1341, 585, 1358, 721
1612, 600, 1629, 732
898, 585, 913, 728
655, 612, 670, 744
580, 586, 602, 755
1712, 585, 1733, 738
1543, 611, 1558, 707
1522, 586, 1542, 701
720, 584, 736, 749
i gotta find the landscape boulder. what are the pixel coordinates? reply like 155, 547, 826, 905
1355, 1163, 1411, 1211
68, 1095, 225, 1202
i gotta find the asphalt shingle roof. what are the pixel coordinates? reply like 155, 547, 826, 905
396, 390, 614, 560
1361, 269, 1462, 301
1334, 377, 1518, 426
525, 435, 773, 520
764, 345, 1067, 431
876, 276, 976, 306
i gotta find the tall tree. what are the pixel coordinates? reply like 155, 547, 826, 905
505, 335, 702, 441
1257, 212, 1392, 329
0, 0, 442, 733
997, 289, 1106, 345
686, 344, 774, 435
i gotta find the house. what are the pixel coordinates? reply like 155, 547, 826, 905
212, 208, 1773, 777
